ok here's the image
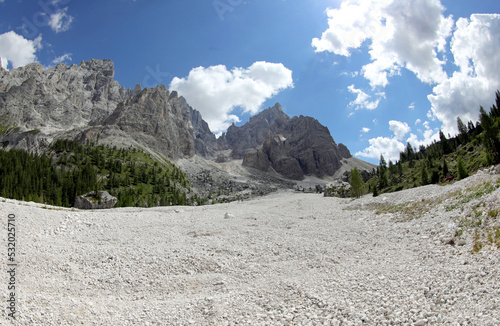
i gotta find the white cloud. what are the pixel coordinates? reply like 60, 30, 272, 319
312, 0, 389, 56
51, 53, 72, 65
347, 85, 383, 110
355, 136, 405, 162
356, 118, 439, 161
408, 102, 415, 110
170, 61, 293, 134
0, 31, 41, 69
313, 0, 453, 88
389, 120, 410, 140
415, 119, 422, 125
48, 7, 74, 33
361, 127, 371, 133
407, 129, 440, 149
428, 14, 500, 135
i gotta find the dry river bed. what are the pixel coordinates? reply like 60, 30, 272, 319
1, 171, 499, 325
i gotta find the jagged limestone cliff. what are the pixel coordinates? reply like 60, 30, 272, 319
219, 103, 353, 180
0, 59, 372, 182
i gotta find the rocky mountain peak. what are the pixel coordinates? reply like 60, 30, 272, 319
79, 59, 115, 77
223, 105, 353, 180
131, 83, 142, 96
0, 59, 131, 138
248, 102, 289, 126
96, 84, 216, 158
0, 58, 366, 182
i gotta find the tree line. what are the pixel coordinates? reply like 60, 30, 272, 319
0, 139, 191, 208
348, 90, 500, 198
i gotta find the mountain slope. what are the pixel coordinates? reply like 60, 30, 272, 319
219, 103, 354, 180
0, 59, 372, 190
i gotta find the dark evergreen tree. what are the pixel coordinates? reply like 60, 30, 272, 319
421, 164, 429, 186
479, 106, 500, 163
439, 130, 452, 154
457, 157, 468, 180
442, 158, 449, 179
457, 117, 469, 144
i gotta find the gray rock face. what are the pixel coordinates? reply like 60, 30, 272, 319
220, 103, 291, 158
99, 86, 216, 158
0, 59, 216, 159
0, 59, 130, 134
74, 191, 117, 209
223, 103, 352, 180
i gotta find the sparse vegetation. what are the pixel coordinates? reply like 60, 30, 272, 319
365, 90, 500, 196
324, 182, 351, 198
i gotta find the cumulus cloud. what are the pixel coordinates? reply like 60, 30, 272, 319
312, 0, 388, 56
347, 85, 384, 110
355, 136, 405, 162
356, 119, 439, 161
389, 120, 410, 140
313, 0, 453, 88
315, 1, 500, 155
0, 31, 41, 69
428, 14, 500, 135
48, 7, 74, 33
170, 62, 293, 134
356, 120, 408, 161
361, 127, 371, 133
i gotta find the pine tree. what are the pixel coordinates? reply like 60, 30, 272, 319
378, 155, 388, 189
457, 117, 469, 144
421, 164, 429, 186
479, 106, 500, 163
457, 157, 468, 180
439, 130, 452, 154
442, 158, 449, 179
350, 167, 363, 198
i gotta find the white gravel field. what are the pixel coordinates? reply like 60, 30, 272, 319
1, 171, 499, 325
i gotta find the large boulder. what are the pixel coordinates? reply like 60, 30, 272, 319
242, 148, 271, 172
74, 191, 118, 209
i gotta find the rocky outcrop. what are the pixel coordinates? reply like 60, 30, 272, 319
74, 191, 117, 209
0, 59, 217, 159
219, 103, 291, 158
224, 103, 352, 180
99, 86, 216, 158
0, 59, 130, 135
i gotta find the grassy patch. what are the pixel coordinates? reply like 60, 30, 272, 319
445, 182, 500, 211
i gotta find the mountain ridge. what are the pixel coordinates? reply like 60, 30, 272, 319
0, 59, 373, 185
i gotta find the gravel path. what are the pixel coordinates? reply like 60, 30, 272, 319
1, 172, 499, 325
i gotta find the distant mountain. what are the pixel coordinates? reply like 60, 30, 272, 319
218, 103, 353, 180
0, 59, 372, 183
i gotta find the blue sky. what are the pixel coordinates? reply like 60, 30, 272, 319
1, 0, 499, 164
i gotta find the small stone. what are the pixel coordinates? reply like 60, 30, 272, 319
415, 319, 428, 326
224, 213, 235, 219
456, 239, 466, 246
443, 237, 455, 245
